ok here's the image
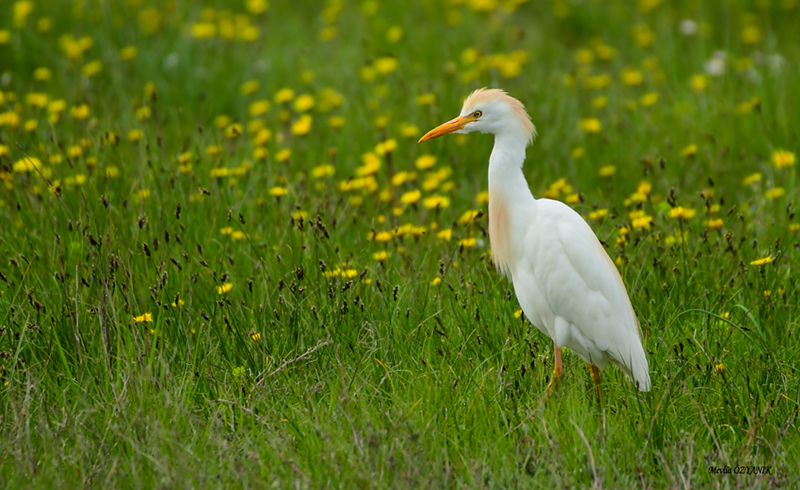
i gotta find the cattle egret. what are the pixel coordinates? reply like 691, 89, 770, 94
419, 88, 651, 399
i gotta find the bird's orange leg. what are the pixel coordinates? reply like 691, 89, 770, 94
589, 364, 603, 408
547, 342, 564, 395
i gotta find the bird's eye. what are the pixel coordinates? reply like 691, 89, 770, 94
473, 111, 482, 118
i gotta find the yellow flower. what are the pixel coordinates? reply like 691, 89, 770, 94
386, 25, 403, 43
71, 104, 90, 120
690, 74, 707, 92
391, 171, 415, 186
374, 57, 398, 75
669, 206, 696, 220
574, 48, 594, 65
275, 88, 295, 104
715, 363, 725, 374
620, 67, 643, 86
459, 210, 480, 225
246, 0, 268, 14
68, 145, 83, 158
430, 277, 442, 286
291, 115, 313, 135
772, 149, 795, 168
513, 309, 523, 319
192, 23, 217, 39
120, 45, 138, 61
0, 31, 10, 44
681, 144, 697, 158
13, 157, 40, 173
400, 189, 421, 205
250, 332, 262, 342
788, 223, 799, 233
81, 60, 102, 77
589, 209, 608, 221
579, 118, 602, 133
598, 165, 616, 177
177, 151, 192, 164
217, 283, 233, 294
436, 229, 453, 241
128, 129, 143, 142
415, 154, 437, 170
566, 193, 580, 204
583, 74, 610, 89
640, 92, 659, 107
706, 218, 723, 230
269, 186, 287, 197
356, 152, 381, 177
134, 313, 153, 323
749, 256, 772, 266
765, 187, 785, 200
293, 94, 315, 112
591, 96, 608, 110
249, 100, 271, 117
632, 23, 654, 48
423, 195, 450, 209
13, 1, 34, 27
292, 210, 308, 220
171, 299, 185, 308
220, 227, 233, 235
742, 172, 761, 185
741, 25, 761, 44
253, 128, 272, 146
416, 93, 436, 106
241, 80, 260, 95
311, 164, 335, 178
33, 67, 51, 81
373, 251, 390, 262
206, 145, 221, 156
399, 123, 419, 138
329, 116, 345, 128
224, 123, 243, 138
459, 237, 477, 248
632, 215, 653, 229
375, 139, 397, 156
370, 231, 393, 242
476, 191, 489, 205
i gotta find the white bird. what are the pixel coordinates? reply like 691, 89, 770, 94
419, 88, 651, 399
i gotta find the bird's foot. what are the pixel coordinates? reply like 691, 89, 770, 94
546, 364, 564, 395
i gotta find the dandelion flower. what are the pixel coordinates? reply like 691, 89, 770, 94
134, 313, 153, 323
669, 206, 696, 220
772, 149, 795, 168
742, 172, 761, 185
765, 188, 785, 200
749, 256, 772, 266
458, 237, 477, 248
400, 189, 421, 205
579, 118, 602, 133
218, 283, 233, 294
423, 195, 450, 209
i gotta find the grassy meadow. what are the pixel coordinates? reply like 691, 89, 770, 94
1, 0, 799, 487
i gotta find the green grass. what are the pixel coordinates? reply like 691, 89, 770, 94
1, 0, 799, 487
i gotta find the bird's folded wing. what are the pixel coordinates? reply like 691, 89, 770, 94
530, 202, 641, 360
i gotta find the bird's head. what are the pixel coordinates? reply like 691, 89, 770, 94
419, 88, 536, 146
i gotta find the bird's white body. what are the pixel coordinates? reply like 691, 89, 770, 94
421, 88, 651, 392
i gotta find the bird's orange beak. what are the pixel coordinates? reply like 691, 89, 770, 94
418, 115, 472, 143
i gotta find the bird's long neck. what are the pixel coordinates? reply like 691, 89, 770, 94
487, 131, 535, 275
